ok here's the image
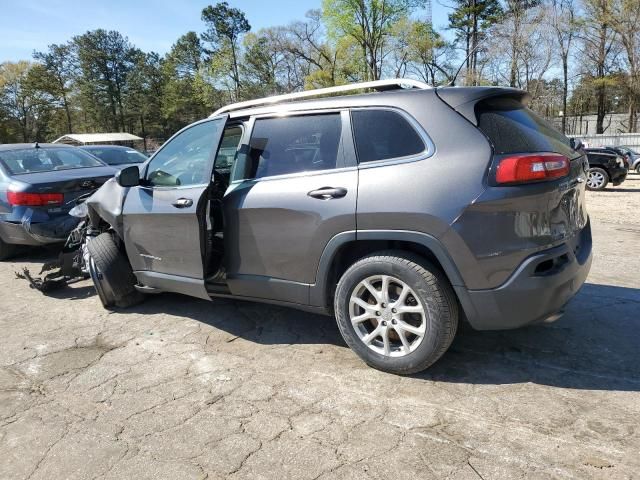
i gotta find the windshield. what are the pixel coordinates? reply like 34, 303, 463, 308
620, 146, 639, 155
84, 148, 148, 165
0, 147, 106, 175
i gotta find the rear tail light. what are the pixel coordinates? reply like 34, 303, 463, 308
495, 153, 570, 185
7, 192, 64, 207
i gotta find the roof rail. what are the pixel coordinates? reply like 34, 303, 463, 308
210, 78, 431, 117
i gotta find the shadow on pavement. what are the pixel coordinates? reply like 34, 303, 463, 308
15, 262, 640, 391
604, 187, 640, 193
114, 281, 640, 392
420, 283, 640, 391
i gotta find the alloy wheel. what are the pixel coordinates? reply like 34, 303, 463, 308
348, 275, 427, 357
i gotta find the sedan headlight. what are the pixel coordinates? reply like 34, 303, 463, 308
69, 202, 89, 218
616, 157, 624, 167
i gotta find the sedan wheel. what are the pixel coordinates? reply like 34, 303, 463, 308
586, 168, 608, 190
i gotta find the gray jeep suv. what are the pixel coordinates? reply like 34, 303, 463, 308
82, 79, 592, 374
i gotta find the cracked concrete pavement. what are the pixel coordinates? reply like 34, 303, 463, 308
1, 174, 639, 479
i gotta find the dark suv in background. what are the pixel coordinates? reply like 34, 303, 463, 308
584, 147, 628, 190
79, 79, 592, 374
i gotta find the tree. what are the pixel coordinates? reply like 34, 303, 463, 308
448, 0, 502, 85
201, 2, 251, 98
33, 43, 76, 134
548, 0, 578, 133
127, 51, 165, 148
0, 61, 55, 142
501, 0, 541, 87
579, 0, 619, 133
162, 32, 215, 131
610, 0, 640, 132
73, 29, 137, 132
322, 0, 423, 81
405, 19, 455, 85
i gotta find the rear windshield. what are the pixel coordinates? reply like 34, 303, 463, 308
84, 148, 147, 165
476, 98, 578, 158
0, 147, 105, 175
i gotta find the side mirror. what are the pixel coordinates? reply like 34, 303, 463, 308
116, 165, 140, 187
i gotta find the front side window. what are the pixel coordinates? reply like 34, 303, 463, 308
146, 119, 223, 187
234, 113, 342, 180
351, 109, 426, 163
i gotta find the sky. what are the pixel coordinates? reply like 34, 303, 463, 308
0, 0, 450, 62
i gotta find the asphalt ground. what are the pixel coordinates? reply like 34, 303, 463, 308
1, 172, 639, 479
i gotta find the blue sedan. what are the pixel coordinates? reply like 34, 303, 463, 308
0, 143, 116, 259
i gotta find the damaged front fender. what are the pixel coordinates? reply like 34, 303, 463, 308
85, 178, 128, 237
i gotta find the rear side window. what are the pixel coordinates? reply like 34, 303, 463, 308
0, 148, 104, 175
351, 110, 425, 163
235, 113, 342, 180
476, 98, 576, 158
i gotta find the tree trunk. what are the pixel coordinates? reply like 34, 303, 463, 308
595, 19, 607, 134
62, 93, 73, 134
561, 54, 568, 134
471, 0, 478, 86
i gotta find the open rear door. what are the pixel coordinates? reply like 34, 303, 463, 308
122, 115, 228, 300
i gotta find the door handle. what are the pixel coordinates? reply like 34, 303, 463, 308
307, 187, 348, 199
172, 198, 193, 208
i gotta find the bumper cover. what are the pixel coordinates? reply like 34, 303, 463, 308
456, 220, 593, 330
610, 166, 628, 185
0, 214, 80, 246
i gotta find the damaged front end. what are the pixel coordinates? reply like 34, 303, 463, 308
16, 178, 130, 293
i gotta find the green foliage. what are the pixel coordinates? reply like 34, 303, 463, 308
1, 0, 638, 143
322, 0, 424, 80
201, 2, 251, 95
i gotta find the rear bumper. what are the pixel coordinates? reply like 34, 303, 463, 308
610, 167, 628, 185
456, 220, 592, 330
0, 215, 79, 246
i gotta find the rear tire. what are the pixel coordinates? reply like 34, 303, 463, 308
334, 251, 458, 375
586, 167, 609, 190
0, 238, 19, 261
87, 233, 143, 309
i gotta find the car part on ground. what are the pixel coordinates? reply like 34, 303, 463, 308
17, 80, 593, 374
15, 219, 89, 291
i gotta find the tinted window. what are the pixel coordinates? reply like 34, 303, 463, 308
235, 114, 341, 180
0, 147, 104, 175
146, 119, 223, 187
351, 110, 425, 163
476, 98, 577, 158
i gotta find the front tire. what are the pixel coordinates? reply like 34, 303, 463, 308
87, 233, 143, 309
586, 167, 609, 190
334, 251, 458, 375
